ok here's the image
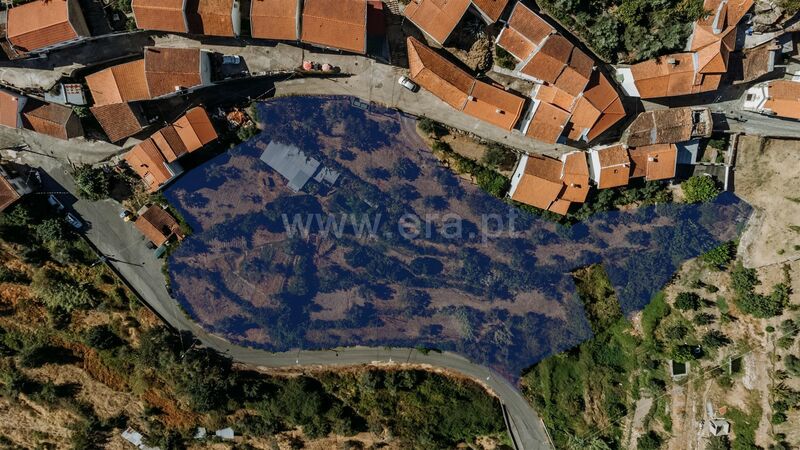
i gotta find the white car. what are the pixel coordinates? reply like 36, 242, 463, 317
398, 76, 419, 92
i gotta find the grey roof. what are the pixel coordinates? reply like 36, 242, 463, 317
314, 166, 340, 185
676, 140, 700, 165
259, 141, 320, 192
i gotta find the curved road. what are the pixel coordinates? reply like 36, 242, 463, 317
18, 158, 552, 450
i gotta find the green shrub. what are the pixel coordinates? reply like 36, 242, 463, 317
674, 292, 701, 311
701, 241, 735, 269
31, 269, 93, 312
418, 117, 446, 137
682, 175, 720, 203
83, 325, 123, 350
71, 165, 111, 201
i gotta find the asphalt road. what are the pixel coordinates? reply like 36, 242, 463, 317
8, 150, 552, 450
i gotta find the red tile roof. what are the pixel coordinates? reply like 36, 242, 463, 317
561, 151, 590, 203
86, 60, 151, 106
592, 144, 630, 189
144, 47, 204, 98
134, 205, 183, 247
22, 101, 83, 140
403, 0, 471, 45
301, 0, 367, 54
6, 0, 86, 52
525, 100, 569, 144
0, 173, 21, 213
151, 125, 188, 163
173, 106, 218, 151
132, 0, 187, 33
471, 0, 509, 22
91, 103, 147, 143
407, 37, 524, 131
407, 36, 473, 109
0, 90, 23, 129
250, 0, 299, 40
186, 0, 238, 37
510, 154, 565, 211
764, 80, 800, 120
125, 139, 173, 192
628, 144, 677, 181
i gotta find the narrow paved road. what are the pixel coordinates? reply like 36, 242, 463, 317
2, 149, 553, 450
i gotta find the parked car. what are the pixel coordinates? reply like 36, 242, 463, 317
47, 194, 64, 212
398, 76, 419, 92
119, 209, 133, 222
222, 55, 241, 65
65, 213, 83, 230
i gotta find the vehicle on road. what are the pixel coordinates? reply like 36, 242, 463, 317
65, 213, 83, 230
120, 209, 133, 222
398, 76, 419, 92
222, 55, 241, 65
47, 194, 65, 212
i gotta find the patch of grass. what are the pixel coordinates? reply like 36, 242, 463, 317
572, 264, 623, 333
725, 405, 761, 450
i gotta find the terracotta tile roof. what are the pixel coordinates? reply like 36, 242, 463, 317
91, 103, 147, 143
407, 37, 523, 130
521, 35, 572, 84
407, 36, 472, 109
132, 0, 187, 33
0, 90, 23, 129
125, 139, 173, 192
592, 144, 630, 189
471, 0, 509, 22
503, 2, 553, 52
585, 97, 626, 142
186, 0, 237, 37
535, 84, 575, 111
134, 205, 182, 247
561, 151, 589, 203
510, 154, 565, 210
624, 108, 700, 147
86, 60, 151, 106
630, 53, 698, 98
152, 125, 188, 163
765, 80, 800, 120
301, 0, 367, 54
628, 144, 677, 181
525, 101, 569, 143
553, 46, 593, 96
547, 199, 571, 215
0, 173, 21, 213
403, 0, 471, 45
173, 106, 218, 152
580, 72, 626, 142
21, 101, 82, 140
462, 81, 525, 131
6, 0, 83, 52
250, 0, 299, 40
144, 47, 204, 98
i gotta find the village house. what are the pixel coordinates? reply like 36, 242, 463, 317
588, 141, 678, 189
86, 47, 213, 107
406, 36, 525, 132
622, 107, 713, 148
4, 0, 90, 56
134, 204, 185, 248
404, 0, 510, 46
743, 79, 800, 120
90, 103, 149, 144
0, 89, 83, 140
495, 3, 626, 143
507, 151, 590, 215
125, 106, 218, 192
133, 0, 242, 37
616, 0, 756, 98
250, 0, 301, 41
301, 0, 368, 54
0, 163, 36, 213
